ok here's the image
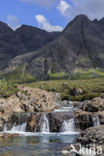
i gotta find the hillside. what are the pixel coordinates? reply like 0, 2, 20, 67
0, 22, 60, 70
1, 14, 104, 81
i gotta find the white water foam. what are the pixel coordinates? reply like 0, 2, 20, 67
40, 114, 50, 133
3, 113, 79, 136
60, 118, 79, 134
54, 106, 73, 112
92, 115, 100, 126
4, 122, 26, 133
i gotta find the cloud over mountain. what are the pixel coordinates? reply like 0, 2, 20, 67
35, 15, 63, 32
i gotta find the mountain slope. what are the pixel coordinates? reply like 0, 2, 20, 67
0, 21, 26, 69
2, 15, 104, 80
0, 22, 60, 70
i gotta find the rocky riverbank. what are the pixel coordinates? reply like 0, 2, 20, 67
62, 97, 104, 155
0, 84, 104, 155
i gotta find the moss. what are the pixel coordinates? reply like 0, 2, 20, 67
49, 72, 69, 80
26, 78, 104, 101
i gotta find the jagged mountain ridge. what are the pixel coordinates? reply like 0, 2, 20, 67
2, 15, 104, 80
0, 22, 60, 69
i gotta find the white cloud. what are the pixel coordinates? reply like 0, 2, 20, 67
7, 15, 20, 30
21, 0, 58, 7
35, 15, 63, 32
57, 0, 71, 17
57, 0, 104, 20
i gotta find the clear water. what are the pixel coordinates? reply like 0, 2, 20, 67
0, 133, 78, 156
1, 107, 79, 156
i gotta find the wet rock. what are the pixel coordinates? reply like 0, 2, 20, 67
82, 97, 104, 112
53, 93, 62, 109
4, 112, 73, 133
48, 112, 72, 132
75, 110, 93, 130
0, 133, 21, 138
26, 113, 41, 132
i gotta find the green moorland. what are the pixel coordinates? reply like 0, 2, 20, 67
0, 78, 104, 101
0, 67, 104, 101
26, 78, 104, 101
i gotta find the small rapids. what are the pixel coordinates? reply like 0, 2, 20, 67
3, 112, 79, 136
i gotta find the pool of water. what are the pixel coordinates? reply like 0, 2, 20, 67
0, 133, 78, 156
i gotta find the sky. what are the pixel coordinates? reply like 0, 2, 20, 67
0, 0, 104, 32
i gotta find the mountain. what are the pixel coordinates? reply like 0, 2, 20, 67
0, 22, 60, 70
2, 15, 104, 80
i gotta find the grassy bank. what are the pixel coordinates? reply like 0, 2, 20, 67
26, 78, 104, 101
0, 80, 18, 98
0, 78, 104, 101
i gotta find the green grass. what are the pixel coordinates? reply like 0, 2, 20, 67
49, 72, 69, 80
0, 80, 18, 98
0, 66, 36, 83
71, 68, 104, 80
26, 78, 104, 101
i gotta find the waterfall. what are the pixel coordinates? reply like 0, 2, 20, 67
3, 124, 8, 132
40, 114, 50, 133
93, 115, 100, 126
60, 118, 75, 133
4, 122, 26, 132
11, 122, 26, 132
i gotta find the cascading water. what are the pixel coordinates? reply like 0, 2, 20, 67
4, 122, 27, 133
40, 114, 50, 133
60, 118, 75, 133
92, 115, 100, 126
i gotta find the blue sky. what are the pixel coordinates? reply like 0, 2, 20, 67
0, 0, 104, 31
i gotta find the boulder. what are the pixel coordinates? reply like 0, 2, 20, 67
70, 88, 83, 96
82, 97, 104, 112
0, 86, 55, 113
77, 125, 104, 154
63, 126, 104, 155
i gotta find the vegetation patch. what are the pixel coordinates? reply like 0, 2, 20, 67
49, 72, 69, 80
0, 80, 18, 98
0, 66, 36, 83
71, 68, 104, 80
26, 78, 104, 101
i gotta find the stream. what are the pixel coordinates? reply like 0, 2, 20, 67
0, 105, 79, 156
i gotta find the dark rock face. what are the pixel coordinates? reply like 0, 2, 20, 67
15, 25, 61, 52
48, 112, 72, 132
0, 21, 26, 69
75, 111, 93, 130
5, 15, 104, 80
0, 22, 60, 70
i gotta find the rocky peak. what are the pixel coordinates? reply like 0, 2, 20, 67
99, 17, 104, 24
64, 14, 90, 33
